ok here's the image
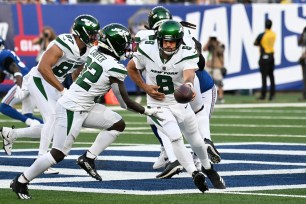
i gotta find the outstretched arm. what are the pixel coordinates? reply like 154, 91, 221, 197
110, 76, 163, 121
110, 76, 145, 113
5, 57, 23, 87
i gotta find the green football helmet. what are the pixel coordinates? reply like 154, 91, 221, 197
98, 23, 132, 60
72, 14, 100, 47
156, 20, 184, 55
148, 6, 172, 30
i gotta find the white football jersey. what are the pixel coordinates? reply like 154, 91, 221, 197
59, 46, 127, 111
134, 30, 155, 44
133, 39, 199, 106
34, 33, 90, 83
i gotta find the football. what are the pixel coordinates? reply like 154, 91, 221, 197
174, 84, 194, 103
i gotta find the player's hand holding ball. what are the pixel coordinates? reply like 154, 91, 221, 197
174, 83, 195, 103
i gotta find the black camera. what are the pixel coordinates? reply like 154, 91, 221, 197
43, 32, 49, 38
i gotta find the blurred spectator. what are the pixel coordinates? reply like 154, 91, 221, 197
298, 26, 306, 101
254, 19, 276, 101
32, 26, 56, 64
203, 33, 226, 104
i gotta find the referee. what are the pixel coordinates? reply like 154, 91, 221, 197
254, 19, 276, 101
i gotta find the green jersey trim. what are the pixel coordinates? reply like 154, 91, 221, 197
56, 37, 74, 55
134, 37, 141, 43
33, 76, 48, 101
66, 110, 74, 136
174, 54, 198, 65
109, 67, 127, 75
138, 47, 154, 62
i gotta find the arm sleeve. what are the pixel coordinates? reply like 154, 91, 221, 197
132, 53, 145, 71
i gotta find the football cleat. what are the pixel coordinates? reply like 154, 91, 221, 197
202, 165, 226, 189
192, 171, 209, 193
156, 160, 183, 179
205, 138, 221, 164
153, 146, 168, 169
10, 175, 31, 199
1, 127, 15, 156
43, 167, 59, 175
77, 153, 102, 181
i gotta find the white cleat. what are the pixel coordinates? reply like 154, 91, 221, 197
153, 147, 168, 170
43, 167, 59, 175
1, 127, 15, 156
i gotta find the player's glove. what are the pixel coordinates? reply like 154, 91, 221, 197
14, 85, 26, 100
143, 107, 164, 121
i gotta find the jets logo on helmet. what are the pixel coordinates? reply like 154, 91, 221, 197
98, 23, 132, 60
72, 14, 100, 47
81, 18, 98, 28
111, 28, 130, 39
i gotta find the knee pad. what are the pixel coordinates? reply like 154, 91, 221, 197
50, 148, 65, 163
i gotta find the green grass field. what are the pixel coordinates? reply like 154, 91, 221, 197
0, 92, 306, 203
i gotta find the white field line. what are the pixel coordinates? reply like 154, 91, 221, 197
0, 165, 305, 178
4, 141, 306, 151
220, 190, 306, 198
1, 121, 305, 129
219, 109, 306, 113
0, 166, 306, 194
1, 144, 306, 196
211, 124, 306, 128
121, 114, 306, 120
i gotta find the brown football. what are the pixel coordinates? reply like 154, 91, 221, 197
174, 84, 193, 103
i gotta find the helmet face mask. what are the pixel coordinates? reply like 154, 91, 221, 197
99, 23, 132, 60
157, 20, 184, 56
72, 14, 100, 47
148, 6, 172, 30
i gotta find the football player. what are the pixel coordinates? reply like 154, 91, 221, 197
1, 14, 100, 174
0, 37, 42, 127
127, 20, 226, 192
132, 6, 221, 177
9, 23, 162, 200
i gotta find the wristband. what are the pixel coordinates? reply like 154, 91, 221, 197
185, 82, 194, 88
14, 72, 22, 77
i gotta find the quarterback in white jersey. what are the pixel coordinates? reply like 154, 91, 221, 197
128, 20, 225, 192
9, 23, 162, 200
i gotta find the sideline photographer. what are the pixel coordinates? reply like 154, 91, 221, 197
298, 26, 306, 101
203, 34, 225, 103
32, 26, 56, 63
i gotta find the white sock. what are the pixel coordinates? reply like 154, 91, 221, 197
14, 124, 43, 139
88, 130, 120, 157
195, 110, 211, 140
188, 135, 211, 169
158, 130, 177, 162
21, 152, 56, 182
171, 137, 197, 175
38, 116, 56, 156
